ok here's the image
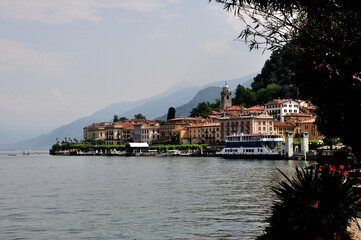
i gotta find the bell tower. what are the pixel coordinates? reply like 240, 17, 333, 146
221, 82, 232, 110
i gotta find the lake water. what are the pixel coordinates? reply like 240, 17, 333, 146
0, 153, 314, 239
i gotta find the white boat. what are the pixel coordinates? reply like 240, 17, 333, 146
216, 133, 283, 159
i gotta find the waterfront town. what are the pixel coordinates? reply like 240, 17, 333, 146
83, 83, 322, 148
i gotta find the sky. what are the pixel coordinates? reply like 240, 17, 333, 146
0, 0, 270, 143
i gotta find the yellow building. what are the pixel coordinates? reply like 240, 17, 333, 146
274, 122, 296, 140
160, 117, 204, 143
299, 118, 323, 141
185, 122, 220, 144
187, 123, 203, 144
83, 122, 109, 141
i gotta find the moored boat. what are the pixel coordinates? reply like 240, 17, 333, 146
216, 133, 283, 159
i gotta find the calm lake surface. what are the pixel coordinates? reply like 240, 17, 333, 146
0, 153, 314, 239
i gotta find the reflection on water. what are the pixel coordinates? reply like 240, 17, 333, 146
0, 154, 313, 239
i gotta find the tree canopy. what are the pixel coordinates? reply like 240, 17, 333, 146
190, 99, 220, 118
134, 113, 146, 119
233, 51, 299, 107
167, 107, 176, 120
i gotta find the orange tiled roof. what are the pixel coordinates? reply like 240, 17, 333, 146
84, 122, 109, 129
226, 105, 243, 111
244, 106, 265, 111
274, 122, 295, 127
300, 118, 316, 124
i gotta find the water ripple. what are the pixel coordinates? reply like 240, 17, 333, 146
0, 155, 313, 240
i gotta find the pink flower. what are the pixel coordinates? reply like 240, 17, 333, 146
338, 165, 344, 170
314, 204, 318, 209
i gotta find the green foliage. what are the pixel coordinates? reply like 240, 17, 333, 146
252, 52, 293, 92
134, 113, 146, 119
309, 140, 322, 150
167, 107, 176, 120
113, 115, 119, 122
52, 142, 126, 152
258, 167, 360, 240
51, 138, 124, 152
232, 52, 300, 108
190, 100, 220, 118
233, 84, 256, 107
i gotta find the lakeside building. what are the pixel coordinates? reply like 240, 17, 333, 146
82, 87, 322, 146
219, 113, 274, 141
264, 99, 300, 122
83, 122, 110, 141
274, 113, 324, 141
141, 125, 160, 145
159, 117, 204, 143
242, 106, 266, 115
274, 122, 296, 140
184, 122, 221, 144
132, 120, 159, 143
105, 122, 134, 145
299, 118, 323, 141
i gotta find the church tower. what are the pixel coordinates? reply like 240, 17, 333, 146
221, 82, 232, 110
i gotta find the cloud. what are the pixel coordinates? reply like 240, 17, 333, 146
0, 0, 174, 24
0, 38, 73, 76
0, 0, 102, 24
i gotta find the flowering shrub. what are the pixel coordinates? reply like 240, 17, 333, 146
257, 165, 360, 240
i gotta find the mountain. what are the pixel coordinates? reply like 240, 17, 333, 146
155, 73, 258, 120
0, 73, 257, 150
0, 87, 200, 150
156, 86, 222, 120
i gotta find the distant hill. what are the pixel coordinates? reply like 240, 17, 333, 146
156, 73, 257, 120
156, 86, 222, 120
0, 73, 257, 150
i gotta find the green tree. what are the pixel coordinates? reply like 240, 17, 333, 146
167, 107, 176, 120
134, 113, 146, 119
190, 102, 212, 118
189, 99, 221, 118
232, 84, 256, 107
209, 98, 221, 111
113, 115, 119, 122
254, 83, 278, 105
252, 52, 292, 92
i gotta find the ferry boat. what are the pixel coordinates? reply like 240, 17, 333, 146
216, 133, 284, 159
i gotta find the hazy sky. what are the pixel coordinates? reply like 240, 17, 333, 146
0, 0, 270, 142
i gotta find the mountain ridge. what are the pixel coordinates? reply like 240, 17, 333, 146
0, 73, 257, 150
